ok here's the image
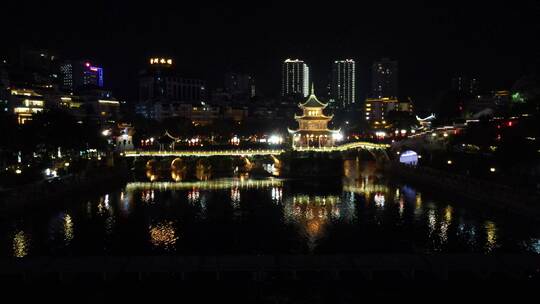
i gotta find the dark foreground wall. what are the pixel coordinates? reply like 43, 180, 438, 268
1, 254, 538, 282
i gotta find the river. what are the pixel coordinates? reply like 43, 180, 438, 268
1, 160, 539, 257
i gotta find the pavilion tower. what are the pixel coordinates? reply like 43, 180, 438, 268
288, 85, 340, 149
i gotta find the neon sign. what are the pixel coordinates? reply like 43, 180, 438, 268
150, 58, 173, 65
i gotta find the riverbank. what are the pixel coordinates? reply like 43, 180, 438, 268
387, 162, 540, 221
0, 166, 131, 214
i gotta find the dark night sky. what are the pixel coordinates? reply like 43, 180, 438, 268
4, 0, 540, 109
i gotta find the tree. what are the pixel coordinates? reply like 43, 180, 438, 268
24, 109, 105, 151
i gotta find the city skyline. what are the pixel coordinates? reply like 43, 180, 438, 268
1, 1, 539, 298
331, 59, 356, 108
3, 1, 538, 108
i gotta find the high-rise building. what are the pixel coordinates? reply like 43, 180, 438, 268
364, 97, 413, 128
137, 57, 207, 120
8, 47, 58, 88
60, 60, 104, 93
451, 75, 480, 96
0, 61, 8, 113
371, 58, 398, 98
138, 57, 206, 103
469, 77, 480, 95
224, 72, 255, 101
331, 59, 356, 108
282, 59, 309, 98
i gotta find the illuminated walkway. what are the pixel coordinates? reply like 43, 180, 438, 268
125, 178, 283, 192
293, 141, 390, 152
123, 142, 389, 158
124, 149, 285, 157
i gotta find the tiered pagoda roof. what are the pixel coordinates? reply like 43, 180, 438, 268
294, 84, 333, 120
288, 85, 340, 135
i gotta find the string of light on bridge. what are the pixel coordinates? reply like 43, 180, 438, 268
125, 178, 284, 192
123, 142, 390, 158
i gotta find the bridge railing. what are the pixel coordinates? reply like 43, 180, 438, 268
123, 141, 389, 157
123, 149, 286, 157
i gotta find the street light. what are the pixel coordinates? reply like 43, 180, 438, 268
447, 160, 453, 165
268, 135, 283, 145
332, 132, 344, 142
490, 167, 496, 173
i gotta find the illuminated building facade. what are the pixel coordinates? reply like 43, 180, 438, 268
371, 58, 398, 98
60, 60, 104, 93
330, 59, 356, 108
78, 89, 120, 126
494, 90, 510, 105
282, 59, 310, 98
9, 88, 45, 124
364, 97, 413, 128
288, 86, 340, 148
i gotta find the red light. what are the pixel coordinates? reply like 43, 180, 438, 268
85, 62, 90, 67
507, 121, 513, 127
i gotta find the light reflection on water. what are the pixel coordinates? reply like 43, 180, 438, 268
484, 221, 498, 252
529, 239, 540, 254
231, 188, 241, 209
4, 160, 540, 257
284, 195, 341, 251
48, 212, 74, 247
149, 221, 179, 251
12, 230, 30, 258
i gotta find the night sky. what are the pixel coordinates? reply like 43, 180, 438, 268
5, 0, 540, 109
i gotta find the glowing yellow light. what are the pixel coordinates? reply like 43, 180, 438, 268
12, 231, 30, 258
150, 58, 173, 65
98, 100, 120, 105
490, 167, 496, 172
63, 214, 74, 244
484, 221, 498, 252
447, 160, 452, 165
149, 221, 178, 250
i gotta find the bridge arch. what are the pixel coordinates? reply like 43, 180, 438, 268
195, 158, 212, 181
171, 158, 186, 170
146, 159, 158, 170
